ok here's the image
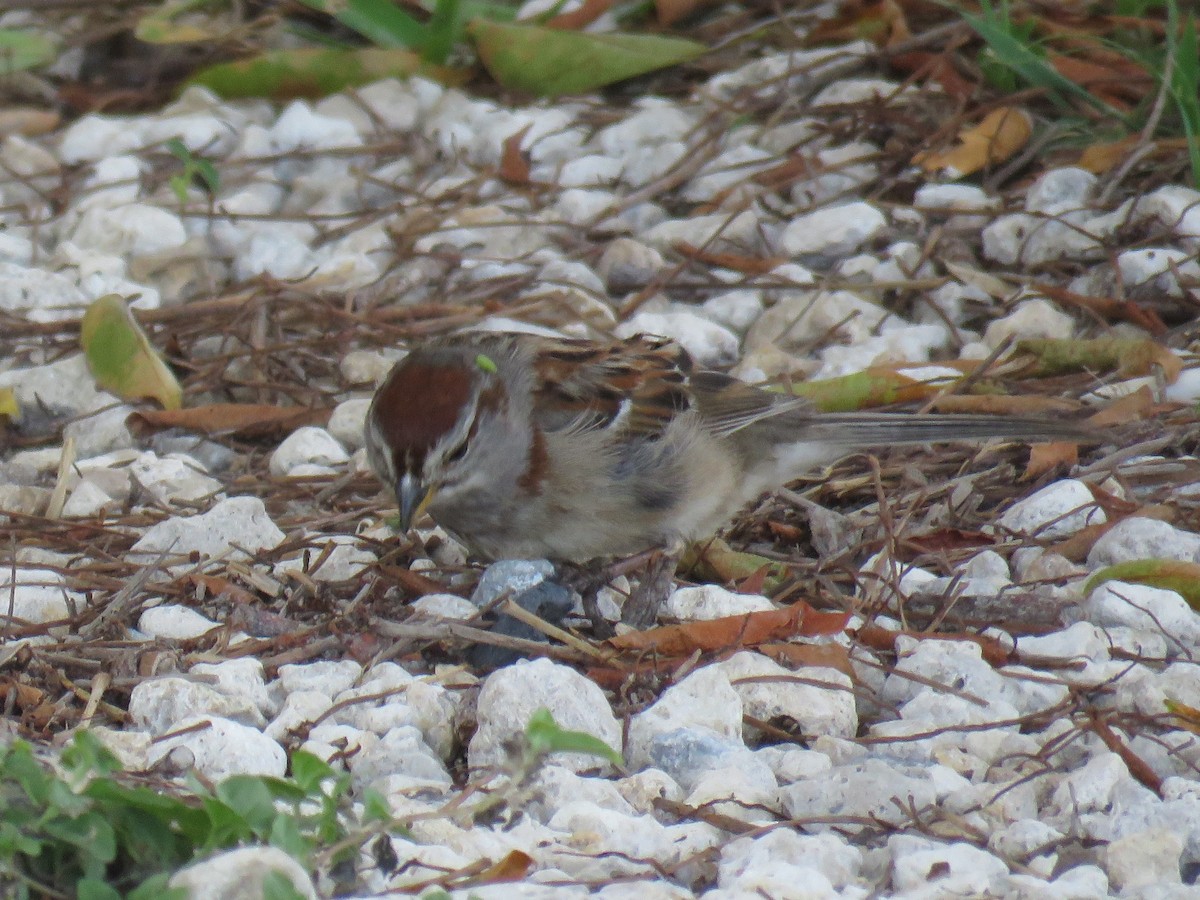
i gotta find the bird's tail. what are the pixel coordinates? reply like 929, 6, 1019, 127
798, 412, 1090, 448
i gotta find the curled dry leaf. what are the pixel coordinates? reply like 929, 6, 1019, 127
129, 403, 331, 438
81, 294, 182, 411
914, 106, 1033, 177
1022, 441, 1080, 481
607, 600, 850, 657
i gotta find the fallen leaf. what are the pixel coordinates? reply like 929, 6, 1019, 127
129, 403, 331, 438
188, 573, 259, 605
0, 387, 15, 420
135, 0, 235, 43
473, 850, 535, 883
607, 601, 850, 656
675, 243, 784, 274
1048, 53, 1151, 109
1085, 559, 1200, 608
855, 623, 1013, 666
469, 20, 706, 97
188, 48, 468, 100
888, 50, 974, 99
0, 28, 58, 75
1032, 281, 1166, 335
1023, 441, 1079, 481
498, 124, 533, 185
914, 106, 1033, 177
1085, 386, 1159, 428
1014, 337, 1182, 383
782, 366, 938, 412
81, 294, 182, 410
901, 528, 996, 556
1166, 699, 1200, 733
758, 642, 855, 678
806, 0, 909, 46
683, 539, 790, 594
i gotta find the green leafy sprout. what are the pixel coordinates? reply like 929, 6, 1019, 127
166, 138, 220, 205
0, 730, 395, 899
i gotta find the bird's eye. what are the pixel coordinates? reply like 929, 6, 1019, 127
445, 440, 469, 464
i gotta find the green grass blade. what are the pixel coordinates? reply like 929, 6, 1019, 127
296, 0, 427, 50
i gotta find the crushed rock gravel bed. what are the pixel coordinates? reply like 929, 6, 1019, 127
2, 24, 1200, 900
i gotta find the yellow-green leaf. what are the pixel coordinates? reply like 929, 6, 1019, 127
682, 538, 790, 594
780, 368, 940, 412
0, 29, 57, 75
135, 0, 226, 44
81, 295, 182, 410
1015, 337, 1182, 383
187, 47, 468, 100
1085, 559, 1200, 608
468, 20, 706, 96
0, 387, 15, 421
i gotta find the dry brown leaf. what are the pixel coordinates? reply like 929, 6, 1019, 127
675, 242, 784, 275
855, 623, 1013, 666
806, 0, 910, 47
498, 124, 533, 185
1086, 386, 1158, 428
758, 642, 855, 678
888, 50, 974, 100
607, 601, 850, 656
473, 850, 535, 883
1048, 53, 1151, 109
129, 403, 331, 438
1033, 281, 1167, 335
1023, 441, 1079, 481
900, 528, 995, 556
914, 107, 1033, 176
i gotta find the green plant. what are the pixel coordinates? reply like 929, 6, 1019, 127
957, 0, 1200, 185
166, 138, 220, 205
297, 0, 501, 65
0, 730, 395, 898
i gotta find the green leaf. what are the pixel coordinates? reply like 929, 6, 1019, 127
423, 0, 463, 64
81, 294, 182, 410
77, 878, 122, 900
288, 751, 333, 795
61, 731, 122, 780
468, 20, 706, 96
263, 870, 309, 900
296, 0, 427, 49
361, 788, 392, 825
0, 29, 58, 75
0, 386, 16, 420
187, 47, 468, 100
129, 874, 189, 900
217, 777, 282, 836
135, 0, 225, 44
1085, 559, 1200, 607
524, 709, 623, 766
268, 812, 310, 859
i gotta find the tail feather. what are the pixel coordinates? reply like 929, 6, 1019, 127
801, 412, 1089, 448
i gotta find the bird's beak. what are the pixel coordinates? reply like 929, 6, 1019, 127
397, 473, 435, 531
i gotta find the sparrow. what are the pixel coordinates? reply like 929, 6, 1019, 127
365, 331, 1085, 624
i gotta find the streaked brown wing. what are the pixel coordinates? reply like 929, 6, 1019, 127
531, 335, 694, 438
